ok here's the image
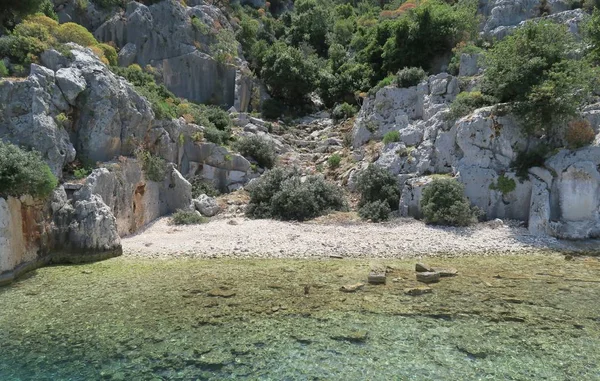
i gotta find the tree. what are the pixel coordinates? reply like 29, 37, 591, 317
483, 20, 594, 137
286, 0, 332, 56
0, 0, 48, 30
260, 42, 318, 105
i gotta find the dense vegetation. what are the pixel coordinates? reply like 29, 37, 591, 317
234, 0, 478, 113
0, 141, 58, 199
246, 167, 347, 221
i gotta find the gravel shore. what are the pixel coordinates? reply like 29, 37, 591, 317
121, 216, 587, 259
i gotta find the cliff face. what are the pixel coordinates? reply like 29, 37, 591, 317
53, 0, 259, 110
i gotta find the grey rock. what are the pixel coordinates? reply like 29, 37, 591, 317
55, 67, 86, 105
416, 272, 440, 284
415, 262, 433, 272
194, 194, 220, 217
118, 43, 137, 67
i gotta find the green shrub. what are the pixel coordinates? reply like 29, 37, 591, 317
98, 43, 117, 66
0, 141, 57, 199
204, 127, 229, 145
447, 91, 496, 120
368, 75, 395, 96
421, 178, 479, 226
260, 42, 318, 105
234, 136, 276, 169
489, 174, 516, 195
383, 130, 400, 144
73, 167, 90, 179
356, 165, 400, 219
358, 200, 392, 222
136, 149, 166, 182
171, 209, 208, 225
482, 21, 592, 136
511, 146, 550, 180
0, 61, 8, 77
331, 102, 357, 121
190, 176, 220, 198
327, 153, 342, 169
262, 98, 286, 120
246, 167, 347, 221
55, 22, 97, 46
395, 67, 426, 88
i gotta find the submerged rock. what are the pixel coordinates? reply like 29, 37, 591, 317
404, 287, 433, 296
340, 283, 365, 293
416, 272, 440, 284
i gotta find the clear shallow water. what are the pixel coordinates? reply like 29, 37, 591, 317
0, 255, 599, 380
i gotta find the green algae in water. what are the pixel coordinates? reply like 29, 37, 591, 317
1, 255, 600, 380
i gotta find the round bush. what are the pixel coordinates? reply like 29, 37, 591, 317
55, 22, 98, 47
234, 135, 276, 169
421, 178, 478, 226
358, 200, 391, 222
395, 67, 426, 88
0, 141, 57, 199
356, 164, 400, 212
246, 167, 347, 221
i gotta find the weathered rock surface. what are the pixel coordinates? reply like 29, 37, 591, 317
194, 194, 221, 217
89, 0, 256, 109
354, 72, 600, 239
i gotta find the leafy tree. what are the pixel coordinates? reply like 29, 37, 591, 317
483, 21, 593, 136
286, 0, 332, 56
260, 42, 318, 105
421, 178, 479, 226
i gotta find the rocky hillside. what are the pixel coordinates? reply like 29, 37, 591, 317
2, 0, 600, 284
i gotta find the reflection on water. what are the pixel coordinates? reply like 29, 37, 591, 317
0, 255, 599, 380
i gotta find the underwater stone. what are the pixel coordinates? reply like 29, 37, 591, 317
404, 287, 433, 296
432, 267, 458, 277
368, 272, 386, 285
340, 283, 365, 293
415, 262, 433, 272
416, 272, 440, 284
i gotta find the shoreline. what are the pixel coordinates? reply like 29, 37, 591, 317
122, 216, 600, 260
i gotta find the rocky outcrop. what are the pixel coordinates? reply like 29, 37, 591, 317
480, 0, 587, 40
354, 72, 600, 239
0, 187, 121, 286
88, 0, 256, 109
1, 46, 153, 176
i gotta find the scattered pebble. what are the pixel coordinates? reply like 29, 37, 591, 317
340, 283, 365, 293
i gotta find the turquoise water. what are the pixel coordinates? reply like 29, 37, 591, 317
1, 256, 599, 380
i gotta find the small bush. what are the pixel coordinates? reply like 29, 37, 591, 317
136, 148, 166, 182
234, 136, 276, 169
0, 141, 57, 199
565, 120, 595, 149
0, 61, 8, 77
190, 176, 220, 198
204, 127, 229, 145
73, 167, 90, 179
356, 165, 401, 222
246, 167, 347, 221
395, 67, 426, 88
489, 174, 516, 195
171, 209, 208, 225
511, 146, 550, 180
328, 153, 342, 169
55, 22, 97, 47
447, 91, 496, 120
358, 200, 392, 222
383, 130, 400, 144
421, 178, 479, 226
98, 43, 117, 66
262, 98, 286, 120
368, 75, 395, 96
331, 102, 357, 121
